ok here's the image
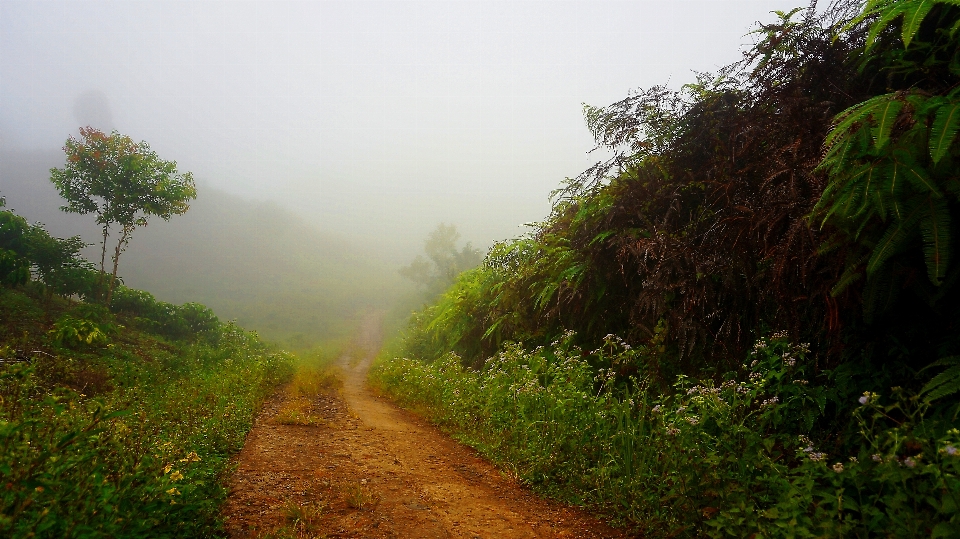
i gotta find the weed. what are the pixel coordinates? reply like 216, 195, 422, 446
275, 364, 341, 427
343, 482, 377, 510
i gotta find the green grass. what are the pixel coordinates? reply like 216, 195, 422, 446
0, 286, 293, 537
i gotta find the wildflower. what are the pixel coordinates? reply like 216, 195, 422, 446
871, 454, 883, 462
687, 387, 699, 395
166, 487, 181, 496
848, 456, 859, 464
179, 451, 201, 463
163, 463, 173, 474
832, 463, 844, 473
858, 391, 877, 406
903, 457, 917, 468
651, 405, 662, 413
944, 445, 958, 456
808, 452, 826, 462
666, 428, 680, 436
750, 359, 759, 368
169, 470, 184, 481
686, 417, 700, 425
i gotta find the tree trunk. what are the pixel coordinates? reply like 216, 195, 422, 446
97, 225, 110, 303
105, 225, 132, 307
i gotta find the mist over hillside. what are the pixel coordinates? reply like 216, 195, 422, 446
0, 148, 405, 348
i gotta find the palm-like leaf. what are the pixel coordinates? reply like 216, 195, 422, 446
901, 0, 937, 47
929, 101, 960, 164
919, 195, 951, 284
920, 355, 960, 402
872, 98, 904, 149
866, 202, 921, 275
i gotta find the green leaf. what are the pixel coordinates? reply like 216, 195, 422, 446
919, 196, 951, 284
871, 98, 903, 149
891, 155, 940, 197
867, 207, 920, 275
929, 102, 960, 163
901, 0, 936, 47
865, 3, 908, 49
920, 356, 960, 402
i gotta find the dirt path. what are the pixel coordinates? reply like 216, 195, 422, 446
222, 315, 633, 538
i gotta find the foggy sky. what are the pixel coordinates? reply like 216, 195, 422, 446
1, 0, 803, 257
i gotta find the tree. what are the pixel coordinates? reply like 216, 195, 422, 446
50, 127, 197, 304
400, 223, 482, 296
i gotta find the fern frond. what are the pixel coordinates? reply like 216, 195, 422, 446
862, 262, 898, 321
919, 195, 951, 284
920, 356, 960, 402
872, 98, 904, 149
929, 102, 960, 164
824, 94, 897, 150
867, 206, 921, 275
856, 0, 906, 48
901, 0, 937, 47
892, 153, 941, 196
831, 263, 865, 297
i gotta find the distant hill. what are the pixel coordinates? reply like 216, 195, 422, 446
0, 148, 403, 349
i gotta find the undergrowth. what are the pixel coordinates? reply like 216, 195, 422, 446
0, 286, 293, 537
373, 332, 960, 537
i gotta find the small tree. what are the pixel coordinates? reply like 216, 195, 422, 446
400, 223, 482, 297
50, 127, 197, 304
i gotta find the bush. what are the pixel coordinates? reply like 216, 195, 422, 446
0, 321, 292, 537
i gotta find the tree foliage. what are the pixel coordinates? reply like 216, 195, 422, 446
401, 0, 960, 384
50, 128, 196, 304
399, 223, 482, 298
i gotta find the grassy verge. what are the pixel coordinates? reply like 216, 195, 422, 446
372, 332, 960, 538
0, 286, 293, 537
275, 352, 343, 427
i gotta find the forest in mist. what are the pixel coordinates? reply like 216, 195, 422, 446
1, 148, 406, 349
4, 1, 960, 538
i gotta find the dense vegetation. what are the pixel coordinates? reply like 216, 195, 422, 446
1, 195, 293, 536
374, 1, 960, 536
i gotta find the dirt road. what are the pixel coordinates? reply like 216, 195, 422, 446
222, 316, 631, 538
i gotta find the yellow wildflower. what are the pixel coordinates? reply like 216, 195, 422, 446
169, 470, 184, 482
166, 487, 180, 496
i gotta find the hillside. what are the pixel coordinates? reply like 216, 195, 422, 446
1, 151, 403, 349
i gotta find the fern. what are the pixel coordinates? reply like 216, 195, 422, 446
853, 0, 960, 49
866, 203, 920, 275
929, 101, 960, 163
920, 355, 960, 402
919, 195, 952, 284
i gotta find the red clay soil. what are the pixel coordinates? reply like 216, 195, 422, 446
222, 317, 635, 539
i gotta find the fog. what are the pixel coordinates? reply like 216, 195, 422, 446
1, 0, 802, 260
